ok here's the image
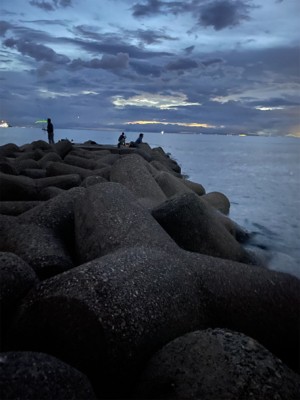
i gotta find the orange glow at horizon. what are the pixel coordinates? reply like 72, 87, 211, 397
125, 121, 216, 128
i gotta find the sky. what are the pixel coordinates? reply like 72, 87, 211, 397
0, 0, 299, 136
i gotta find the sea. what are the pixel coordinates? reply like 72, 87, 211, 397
1, 127, 300, 279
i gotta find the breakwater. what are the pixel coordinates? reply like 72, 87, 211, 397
0, 139, 299, 399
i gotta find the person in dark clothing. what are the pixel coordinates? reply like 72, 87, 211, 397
45, 118, 54, 144
118, 132, 126, 148
129, 133, 143, 148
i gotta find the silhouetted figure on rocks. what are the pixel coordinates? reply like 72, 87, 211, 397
118, 132, 126, 148
45, 118, 54, 144
129, 133, 143, 148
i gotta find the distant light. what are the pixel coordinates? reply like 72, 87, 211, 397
78, 116, 80, 118
239, 134, 246, 136
161, 131, 164, 134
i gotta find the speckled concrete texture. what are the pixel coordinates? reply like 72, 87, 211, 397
0, 351, 97, 399
74, 182, 177, 263
132, 328, 300, 400
9, 247, 300, 397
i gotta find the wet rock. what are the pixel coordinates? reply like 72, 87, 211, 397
74, 182, 176, 263
132, 329, 300, 400
201, 191, 231, 215
0, 352, 97, 399
152, 192, 257, 265
110, 154, 167, 209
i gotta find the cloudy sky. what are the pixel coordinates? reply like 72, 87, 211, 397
0, 0, 299, 136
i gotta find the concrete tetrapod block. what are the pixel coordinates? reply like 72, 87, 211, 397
132, 329, 300, 400
152, 192, 255, 265
150, 160, 182, 178
74, 182, 177, 263
201, 191, 231, 215
0, 252, 39, 350
52, 140, 73, 159
20, 169, 47, 179
0, 173, 38, 201
80, 175, 107, 187
35, 174, 81, 191
0, 352, 97, 400
8, 247, 300, 398
37, 152, 62, 169
37, 186, 66, 200
19, 186, 86, 262
64, 154, 98, 170
110, 154, 167, 209
14, 159, 41, 173
0, 143, 20, 158
180, 178, 206, 196
46, 162, 95, 181
155, 171, 195, 198
0, 201, 42, 216
0, 217, 74, 280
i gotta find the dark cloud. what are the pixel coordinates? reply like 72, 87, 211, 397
3, 38, 69, 64
131, 29, 179, 45
166, 58, 199, 71
20, 19, 70, 26
245, 97, 300, 108
202, 58, 224, 67
131, 0, 162, 17
132, 0, 254, 31
129, 60, 162, 77
199, 1, 253, 30
66, 36, 174, 60
131, 0, 196, 18
29, 0, 73, 11
184, 45, 195, 55
69, 53, 129, 70
0, 21, 13, 37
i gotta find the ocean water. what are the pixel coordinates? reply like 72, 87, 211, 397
1, 127, 300, 279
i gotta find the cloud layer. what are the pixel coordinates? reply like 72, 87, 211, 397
0, 0, 299, 136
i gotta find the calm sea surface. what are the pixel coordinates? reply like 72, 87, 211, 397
1, 128, 300, 279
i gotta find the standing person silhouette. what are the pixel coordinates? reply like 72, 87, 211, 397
45, 118, 54, 144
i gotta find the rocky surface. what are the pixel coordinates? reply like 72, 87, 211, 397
0, 351, 96, 399
132, 328, 300, 400
0, 138, 299, 399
